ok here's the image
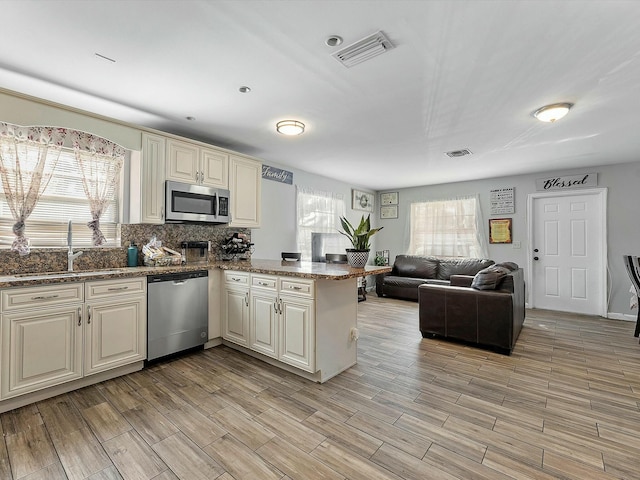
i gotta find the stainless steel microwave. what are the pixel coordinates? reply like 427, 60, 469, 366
165, 180, 230, 224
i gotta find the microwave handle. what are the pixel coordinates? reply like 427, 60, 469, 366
215, 193, 220, 218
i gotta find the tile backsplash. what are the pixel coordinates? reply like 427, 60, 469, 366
0, 223, 251, 275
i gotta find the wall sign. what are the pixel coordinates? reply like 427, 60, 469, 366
535, 172, 597, 191
489, 218, 512, 244
262, 164, 293, 184
352, 189, 374, 212
490, 187, 515, 215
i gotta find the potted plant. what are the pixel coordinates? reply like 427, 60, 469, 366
338, 214, 383, 267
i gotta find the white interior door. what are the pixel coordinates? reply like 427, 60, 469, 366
528, 189, 607, 316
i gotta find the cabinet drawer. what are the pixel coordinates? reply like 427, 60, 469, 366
251, 274, 277, 290
2, 283, 84, 312
225, 271, 249, 286
86, 277, 146, 300
279, 278, 315, 298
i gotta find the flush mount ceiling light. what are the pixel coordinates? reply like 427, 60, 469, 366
276, 120, 305, 136
533, 103, 573, 123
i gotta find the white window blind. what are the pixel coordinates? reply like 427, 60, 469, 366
0, 148, 120, 248
408, 195, 488, 258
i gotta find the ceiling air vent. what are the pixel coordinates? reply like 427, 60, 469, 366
332, 31, 394, 68
445, 149, 472, 158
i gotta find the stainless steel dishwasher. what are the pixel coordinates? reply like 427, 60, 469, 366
147, 270, 208, 361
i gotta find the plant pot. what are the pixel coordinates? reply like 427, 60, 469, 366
346, 249, 370, 268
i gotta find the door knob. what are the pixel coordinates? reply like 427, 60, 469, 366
534, 256, 539, 261
534, 248, 539, 252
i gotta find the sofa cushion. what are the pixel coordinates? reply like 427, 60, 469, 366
384, 276, 430, 289
471, 263, 518, 290
437, 258, 494, 280
394, 255, 438, 278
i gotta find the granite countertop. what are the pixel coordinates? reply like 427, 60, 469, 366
214, 259, 392, 280
0, 259, 392, 288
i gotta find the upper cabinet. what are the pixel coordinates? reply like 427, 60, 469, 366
229, 155, 262, 228
140, 133, 166, 224
137, 133, 261, 227
166, 139, 228, 189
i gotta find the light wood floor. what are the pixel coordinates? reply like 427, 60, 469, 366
1, 296, 640, 480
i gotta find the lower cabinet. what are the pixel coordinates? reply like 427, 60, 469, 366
0, 278, 146, 401
279, 295, 315, 372
225, 272, 315, 373
1, 304, 83, 399
85, 296, 146, 376
222, 271, 250, 346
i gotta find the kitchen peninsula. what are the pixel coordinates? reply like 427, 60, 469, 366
0, 259, 391, 412
212, 259, 392, 383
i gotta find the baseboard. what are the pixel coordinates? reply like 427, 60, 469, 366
607, 312, 637, 322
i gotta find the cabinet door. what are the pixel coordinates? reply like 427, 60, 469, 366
201, 148, 229, 188
223, 287, 249, 346
279, 296, 315, 372
85, 296, 146, 376
229, 155, 261, 228
141, 133, 166, 224
167, 139, 200, 183
250, 291, 278, 358
1, 305, 83, 399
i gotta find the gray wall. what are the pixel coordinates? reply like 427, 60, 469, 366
251, 162, 379, 260
371, 162, 640, 318
253, 160, 640, 318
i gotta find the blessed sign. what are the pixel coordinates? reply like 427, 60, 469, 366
262, 165, 293, 184
535, 173, 597, 191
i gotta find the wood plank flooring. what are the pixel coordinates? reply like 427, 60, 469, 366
1, 296, 640, 479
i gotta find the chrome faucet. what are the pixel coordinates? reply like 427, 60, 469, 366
67, 220, 83, 271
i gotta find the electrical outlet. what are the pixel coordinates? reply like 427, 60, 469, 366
350, 327, 359, 341
512, 241, 521, 249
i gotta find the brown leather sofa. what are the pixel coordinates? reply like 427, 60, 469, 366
376, 255, 494, 301
418, 268, 525, 354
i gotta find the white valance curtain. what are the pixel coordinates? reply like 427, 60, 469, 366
71, 131, 124, 246
0, 122, 68, 255
0, 122, 124, 254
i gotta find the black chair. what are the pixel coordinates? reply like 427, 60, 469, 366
623, 255, 640, 339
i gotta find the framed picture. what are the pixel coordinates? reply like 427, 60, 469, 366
352, 189, 374, 212
380, 191, 398, 205
380, 205, 398, 219
489, 218, 512, 244
375, 249, 390, 265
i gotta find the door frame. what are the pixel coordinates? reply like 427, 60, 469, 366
526, 188, 608, 316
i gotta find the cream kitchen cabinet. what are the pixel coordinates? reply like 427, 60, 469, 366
1, 283, 84, 400
166, 138, 229, 188
228, 273, 315, 373
222, 271, 250, 346
249, 275, 278, 358
141, 132, 166, 224
229, 155, 261, 228
84, 277, 147, 376
278, 294, 315, 372
0, 278, 146, 403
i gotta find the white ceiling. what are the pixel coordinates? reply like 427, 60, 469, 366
2, 0, 640, 191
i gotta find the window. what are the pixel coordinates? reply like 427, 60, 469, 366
408, 195, 487, 258
0, 148, 121, 248
296, 187, 346, 261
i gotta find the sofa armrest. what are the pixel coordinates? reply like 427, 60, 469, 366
375, 273, 389, 296
419, 283, 520, 352
450, 275, 474, 287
